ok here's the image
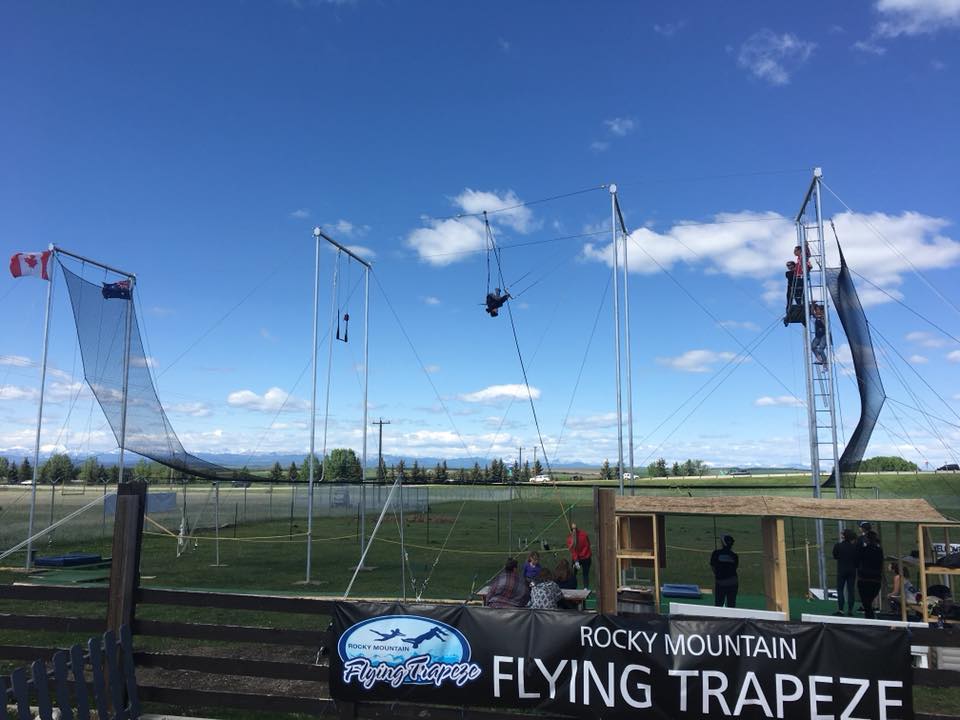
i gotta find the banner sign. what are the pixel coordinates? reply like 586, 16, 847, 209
331, 602, 913, 719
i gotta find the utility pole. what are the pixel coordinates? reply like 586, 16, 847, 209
373, 418, 391, 484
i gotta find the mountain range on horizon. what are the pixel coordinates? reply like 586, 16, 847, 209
0, 447, 809, 473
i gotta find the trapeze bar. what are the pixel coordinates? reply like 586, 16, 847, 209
312, 227, 372, 269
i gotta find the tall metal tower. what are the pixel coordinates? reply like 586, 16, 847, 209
794, 168, 842, 594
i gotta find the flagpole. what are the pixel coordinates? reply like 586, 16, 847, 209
306, 229, 322, 584
116, 276, 136, 484
25, 245, 56, 571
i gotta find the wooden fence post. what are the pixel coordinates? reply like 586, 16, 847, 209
106, 481, 146, 634
594, 487, 617, 614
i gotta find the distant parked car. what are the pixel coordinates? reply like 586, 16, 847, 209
622, 472, 635, 480
529, 475, 551, 484
936, 463, 960, 472
729, 468, 752, 476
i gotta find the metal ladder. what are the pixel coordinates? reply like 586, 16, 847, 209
795, 168, 842, 594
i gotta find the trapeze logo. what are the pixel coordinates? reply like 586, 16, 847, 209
338, 614, 482, 690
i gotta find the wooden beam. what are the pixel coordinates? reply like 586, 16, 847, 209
760, 517, 789, 615
106, 481, 146, 634
594, 488, 617, 614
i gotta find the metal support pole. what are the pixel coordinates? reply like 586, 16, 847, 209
359, 267, 370, 565
26, 248, 55, 571
313, 249, 339, 578
399, 470, 406, 601
117, 276, 136, 484
213, 482, 221, 566
616, 194, 636, 494
306, 228, 323, 583
609, 185, 625, 494
508, 483, 513, 552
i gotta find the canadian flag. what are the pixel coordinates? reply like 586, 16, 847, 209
10, 251, 52, 280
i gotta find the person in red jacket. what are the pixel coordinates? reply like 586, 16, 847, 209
566, 522, 592, 589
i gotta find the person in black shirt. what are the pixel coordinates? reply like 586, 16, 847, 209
833, 528, 858, 616
857, 521, 872, 549
710, 535, 739, 608
485, 288, 511, 317
857, 530, 885, 619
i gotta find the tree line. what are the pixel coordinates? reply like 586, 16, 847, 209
0, 451, 925, 487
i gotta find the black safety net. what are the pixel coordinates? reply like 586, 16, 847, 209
825, 248, 885, 488
60, 264, 257, 482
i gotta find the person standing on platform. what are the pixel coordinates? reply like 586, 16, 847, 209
833, 528, 859, 615
566, 522, 592, 589
857, 531, 885, 619
710, 534, 739, 607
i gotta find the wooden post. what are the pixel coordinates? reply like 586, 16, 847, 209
594, 487, 617, 615
918, 524, 930, 623
760, 516, 789, 616
896, 524, 907, 622
106, 481, 146, 634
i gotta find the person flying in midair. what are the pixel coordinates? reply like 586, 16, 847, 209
485, 288, 511, 317
370, 628, 403, 642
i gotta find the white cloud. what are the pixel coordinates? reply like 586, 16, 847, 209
932, 59, 947, 70
424, 365, 441, 374
452, 189, 535, 233
130, 355, 158, 369
148, 306, 175, 317
329, 219, 371, 237
227, 387, 308, 412
755, 395, 804, 407
565, 412, 619, 429
909, 354, 929, 364
582, 209, 960, 307
874, 0, 960, 36
290, 208, 310, 219
719, 320, 760, 331
656, 350, 738, 373
346, 244, 376, 260
460, 384, 541, 403
653, 21, 685, 37
168, 402, 212, 418
948, 350, 960, 363
590, 140, 610, 153
737, 29, 815, 85
260, 327, 275, 341
0, 355, 32, 368
422, 296, 441, 306
498, 37, 511, 52
852, 39, 888, 55
604, 117, 636, 137
0, 381, 87, 404
47, 381, 87, 402
0, 385, 36, 401
406, 189, 535, 266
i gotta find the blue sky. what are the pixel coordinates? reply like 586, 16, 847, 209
2, 0, 960, 469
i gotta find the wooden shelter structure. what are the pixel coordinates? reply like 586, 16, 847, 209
593, 488, 956, 620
